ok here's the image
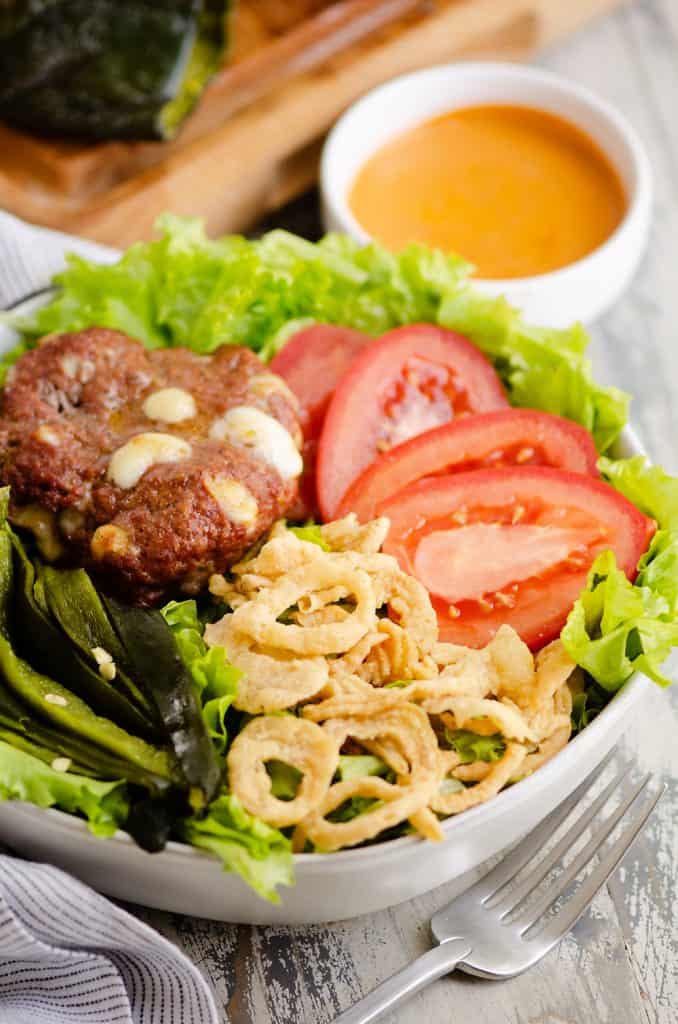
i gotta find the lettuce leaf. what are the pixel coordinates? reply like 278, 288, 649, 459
443, 729, 506, 764
180, 793, 293, 902
161, 599, 241, 753
287, 523, 330, 550
337, 755, 389, 781
570, 681, 610, 734
12, 217, 467, 354
266, 759, 303, 800
326, 796, 380, 825
562, 456, 678, 689
438, 290, 628, 451
0, 739, 128, 836
7, 215, 626, 453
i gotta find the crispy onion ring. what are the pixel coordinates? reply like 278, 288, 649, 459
532, 640, 576, 707
227, 716, 338, 828
488, 624, 535, 702
320, 514, 390, 554
350, 553, 438, 653
206, 518, 584, 854
359, 619, 438, 685
431, 743, 527, 815
302, 689, 402, 723
453, 761, 493, 783
205, 616, 328, 713
435, 696, 536, 742
521, 724, 571, 777
230, 562, 376, 656
298, 704, 440, 852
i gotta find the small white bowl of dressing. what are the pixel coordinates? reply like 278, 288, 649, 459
321, 62, 652, 327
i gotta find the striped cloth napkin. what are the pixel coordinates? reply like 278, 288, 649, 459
0, 212, 220, 1023
0, 210, 117, 309
0, 853, 219, 1023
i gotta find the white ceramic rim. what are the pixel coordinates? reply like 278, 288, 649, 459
320, 61, 653, 290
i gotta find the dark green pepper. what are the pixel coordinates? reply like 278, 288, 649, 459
0, 530, 175, 780
37, 561, 158, 729
0, 680, 168, 791
0, 0, 230, 141
102, 595, 223, 811
10, 537, 158, 740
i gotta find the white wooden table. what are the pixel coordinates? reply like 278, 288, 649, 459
134, 3, 678, 1020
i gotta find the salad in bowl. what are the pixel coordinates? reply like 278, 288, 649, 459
0, 215, 675, 921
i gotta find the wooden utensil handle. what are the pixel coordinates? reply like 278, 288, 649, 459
182, 0, 429, 142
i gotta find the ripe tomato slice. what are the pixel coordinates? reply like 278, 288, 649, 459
380, 467, 655, 650
317, 324, 509, 518
337, 409, 599, 522
271, 324, 372, 519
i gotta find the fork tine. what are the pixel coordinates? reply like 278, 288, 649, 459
517, 773, 654, 933
495, 761, 631, 916
536, 784, 665, 945
478, 747, 617, 905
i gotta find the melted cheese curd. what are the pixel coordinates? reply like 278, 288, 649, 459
107, 433, 191, 489
209, 406, 302, 481
142, 387, 197, 424
206, 515, 578, 853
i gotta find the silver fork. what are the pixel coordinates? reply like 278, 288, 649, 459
334, 751, 664, 1024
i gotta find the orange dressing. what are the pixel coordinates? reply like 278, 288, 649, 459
349, 104, 627, 279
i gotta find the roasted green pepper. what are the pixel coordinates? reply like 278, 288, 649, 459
10, 537, 158, 740
0, 530, 175, 780
102, 596, 223, 811
0, 0, 230, 141
0, 680, 168, 791
37, 561, 158, 729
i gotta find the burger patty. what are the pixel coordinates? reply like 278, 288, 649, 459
0, 328, 303, 604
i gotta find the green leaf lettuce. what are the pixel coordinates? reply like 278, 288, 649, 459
180, 793, 293, 902
161, 599, 241, 753
562, 456, 678, 688
0, 740, 128, 837
7, 215, 626, 452
443, 729, 506, 764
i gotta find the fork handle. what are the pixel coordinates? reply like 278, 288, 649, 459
333, 937, 472, 1024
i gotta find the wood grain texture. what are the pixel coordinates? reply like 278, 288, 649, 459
134, 2, 678, 1020
0, 0, 624, 246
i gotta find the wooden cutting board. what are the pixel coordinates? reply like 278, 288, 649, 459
0, 0, 626, 246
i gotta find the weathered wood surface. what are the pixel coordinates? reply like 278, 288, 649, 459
134, 2, 678, 1020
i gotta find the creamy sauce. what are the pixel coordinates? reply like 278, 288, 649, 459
349, 104, 627, 279
107, 432, 191, 489
143, 387, 197, 424
209, 406, 302, 481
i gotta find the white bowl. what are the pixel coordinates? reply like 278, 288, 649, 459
0, 295, 651, 924
321, 62, 653, 328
